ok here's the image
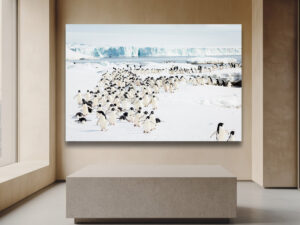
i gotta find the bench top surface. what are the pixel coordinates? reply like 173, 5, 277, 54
67, 165, 236, 178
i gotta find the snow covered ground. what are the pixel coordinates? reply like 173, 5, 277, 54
65, 61, 242, 142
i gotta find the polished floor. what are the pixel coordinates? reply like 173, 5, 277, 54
0, 182, 300, 225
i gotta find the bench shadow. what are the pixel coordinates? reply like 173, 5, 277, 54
73, 206, 292, 225
231, 206, 287, 224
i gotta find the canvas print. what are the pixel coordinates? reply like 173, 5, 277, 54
66, 24, 242, 142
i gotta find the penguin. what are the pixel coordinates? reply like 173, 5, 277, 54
156, 79, 163, 87
107, 108, 117, 125
163, 81, 169, 92
150, 95, 158, 109
232, 80, 242, 87
100, 94, 106, 105
210, 123, 228, 141
92, 95, 99, 107
122, 94, 130, 109
104, 99, 110, 111
179, 76, 185, 83
85, 90, 91, 101
97, 104, 102, 111
219, 79, 226, 87
108, 93, 114, 102
143, 93, 150, 107
96, 110, 103, 119
74, 112, 84, 119
227, 131, 235, 142
97, 111, 108, 131
153, 84, 159, 93
199, 76, 205, 85
149, 111, 156, 130
86, 100, 93, 108
127, 107, 135, 122
74, 90, 83, 105
169, 83, 174, 93
133, 110, 142, 127
77, 117, 87, 124
227, 80, 232, 88
208, 77, 213, 85
119, 112, 129, 121
113, 95, 120, 105
198, 65, 202, 73
142, 110, 148, 120
134, 97, 143, 109
143, 116, 152, 133
82, 102, 89, 116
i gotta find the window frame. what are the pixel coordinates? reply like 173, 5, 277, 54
0, 0, 17, 166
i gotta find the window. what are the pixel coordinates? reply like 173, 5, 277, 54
0, 0, 17, 166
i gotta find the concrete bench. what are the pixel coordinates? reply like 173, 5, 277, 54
66, 165, 236, 223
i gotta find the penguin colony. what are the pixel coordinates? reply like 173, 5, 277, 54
73, 62, 241, 137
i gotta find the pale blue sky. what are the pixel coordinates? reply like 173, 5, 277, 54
66, 24, 241, 48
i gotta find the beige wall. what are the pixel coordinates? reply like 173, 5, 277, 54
251, 0, 263, 186
56, 0, 252, 180
0, 0, 56, 212
263, 0, 298, 187
18, 0, 56, 162
0, 0, 17, 166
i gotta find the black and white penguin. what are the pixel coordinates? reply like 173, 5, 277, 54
85, 90, 91, 101
107, 108, 117, 125
143, 116, 152, 133
155, 118, 161, 123
208, 76, 213, 85
142, 111, 148, 120
134, 97, 143, 109
97, 111, 108, 131
82, 102, 89, 116
149, 111, 156, 130
74, 90, 82, 105
210, 123, 228, 141
88, 106, 93, 113
86, 100, 93, 108
231, 80, 242, 87
227, 131, 235, 141
134, 110, 141, 127
150, 95, 158, 109
143, 92, 150, 107
122, 94, 130, 109
119, 112, 128, 121
92, 94, 99, 107
77, 117, 87, 123
127, 107, 135, 122
198, 65, 202, 73
74, 112, 84, 119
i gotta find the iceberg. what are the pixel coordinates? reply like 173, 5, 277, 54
66, 44, 241, 60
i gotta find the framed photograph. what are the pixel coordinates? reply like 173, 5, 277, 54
65, 24, 242, 142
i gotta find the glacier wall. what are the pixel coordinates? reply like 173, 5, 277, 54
67, 44, 241, 59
